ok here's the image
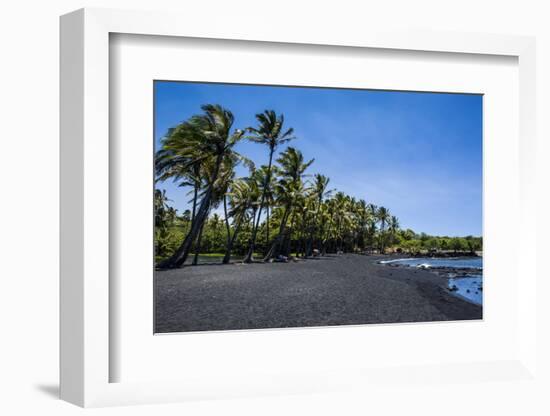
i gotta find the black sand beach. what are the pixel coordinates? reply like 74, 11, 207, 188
154, 254, 482, 333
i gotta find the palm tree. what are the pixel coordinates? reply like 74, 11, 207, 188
309, 174, 331, 255
377, 206, 390, 253
293, 191, 313, 257
364, 203, 378, 252
157, 104, 245, 269
263, 147, 313, 261
222, 177, 258, 264
255, 165, 276, 250
192, 153, 240, 265
318, 201, 333, 255
191, 149, 242, 265
388, 215, 400, 248
333, 192, 350, 252
155, 122, 205, 236
218, 155, 238, 264
243, 110, 295, 263
348, 197, 360, 251
355, 199, 369, 251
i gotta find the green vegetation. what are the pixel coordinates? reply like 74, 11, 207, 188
395, 232, 482, 255
155, 104, 481, 268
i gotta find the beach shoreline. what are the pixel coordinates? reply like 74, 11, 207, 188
378, 255, 483, 304
155, 253, 482, 333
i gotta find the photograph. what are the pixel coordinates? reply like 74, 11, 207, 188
153, 81, 483, 333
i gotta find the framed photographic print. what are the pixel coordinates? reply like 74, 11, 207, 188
60, 8, 538, 408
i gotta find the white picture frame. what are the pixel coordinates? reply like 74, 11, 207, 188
60, 7, 538, 408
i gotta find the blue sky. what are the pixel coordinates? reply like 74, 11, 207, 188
154, 81, 482, 237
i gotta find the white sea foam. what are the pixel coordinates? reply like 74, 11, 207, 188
378, 258, 410, 264
379, 257, 483, 305
379, 257, 482, 269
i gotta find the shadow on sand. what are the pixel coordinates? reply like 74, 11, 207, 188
156, 254, 341, 270
187, 255, 338, 267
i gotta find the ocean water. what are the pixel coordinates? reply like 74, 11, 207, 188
380, 257, 483, 305
448, 274, 483, 305
380, 257, 482, 269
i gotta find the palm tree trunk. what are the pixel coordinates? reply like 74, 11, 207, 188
244, 207, 258, 260
223, 214, 243, 264
190, 183, 198, 226
223, 194, 231, 254
322, 223, 332, 256
192, 222, 205, 265
287, 212, 300, 257
263, 205, 291, 261
307, 221, 316, 256
306, 232, 313, 257
289, 212, 298, 257
158, 194, 211, 268
266, 205, 270, 245
187, 165, 200, 235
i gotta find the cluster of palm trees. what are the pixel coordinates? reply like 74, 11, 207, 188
155, 104, 400, 269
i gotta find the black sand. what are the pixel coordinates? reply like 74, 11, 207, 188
154, 254, 482, 333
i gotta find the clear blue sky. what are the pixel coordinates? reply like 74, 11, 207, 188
155, 81, 482, 237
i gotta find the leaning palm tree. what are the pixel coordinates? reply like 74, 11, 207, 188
243, 110, 295, 263
263, 147, 313, 261
157, 104, 245, 269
